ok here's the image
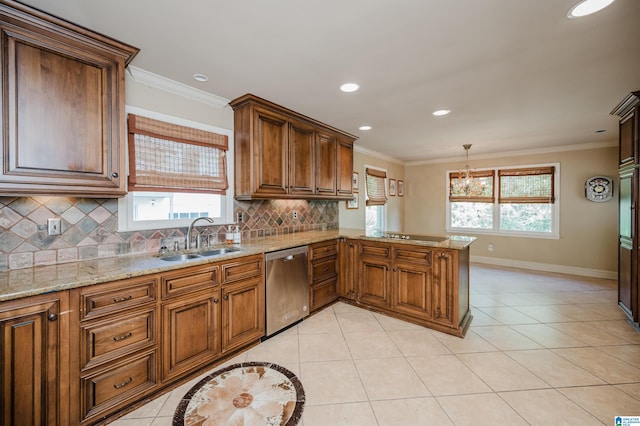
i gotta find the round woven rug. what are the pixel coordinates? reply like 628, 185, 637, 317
173, 362, 305, 426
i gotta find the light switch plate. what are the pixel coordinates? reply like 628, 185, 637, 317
47, 218, 62, 236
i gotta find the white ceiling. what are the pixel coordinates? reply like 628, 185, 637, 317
21, 0, 640, 162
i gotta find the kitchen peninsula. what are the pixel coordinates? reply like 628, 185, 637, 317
0, 229, 473, 425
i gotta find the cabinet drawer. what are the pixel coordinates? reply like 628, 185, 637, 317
311, 256, 337, 283
79, 276, 157, 320
161, 264, 218, 299
310, 278, 338, 311
394, 247, 432, 265
309, 240, 338, 260
81, 350, 157, 422
81, 309, 156, 369
221, 254, 263, 284
360, 242, 391, 259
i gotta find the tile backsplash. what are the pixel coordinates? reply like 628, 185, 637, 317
0, 196, 338, 270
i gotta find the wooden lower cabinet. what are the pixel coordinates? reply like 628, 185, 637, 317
309, 240, 339, 311
0, 292, 69, 426
161, 288, 221, 382
339, 239, 358, 301
340, 240, 470, 337
221, 277, 265, 353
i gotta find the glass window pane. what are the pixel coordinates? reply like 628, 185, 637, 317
365, 205, 384, 232
132, 191, 222, 221
499, 203, 552, 232
450, 202, 493, 229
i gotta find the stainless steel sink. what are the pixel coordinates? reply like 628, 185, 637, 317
198, 247, 242, 257
159, 254, 202, 262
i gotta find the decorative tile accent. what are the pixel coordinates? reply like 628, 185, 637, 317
174, 362, 305, 426
0, 196, 338, 271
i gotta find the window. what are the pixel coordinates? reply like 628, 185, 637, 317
447, 164, 559, 238
365, 166, 387, 232
118, 107, 234, 231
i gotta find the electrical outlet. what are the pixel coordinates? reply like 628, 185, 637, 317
47, 218, 62, 236
236, 212, 243, 222
488, 243, 494, 252
293, 211, 298, 220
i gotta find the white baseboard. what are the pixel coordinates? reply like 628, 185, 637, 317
470, 255, 617, 280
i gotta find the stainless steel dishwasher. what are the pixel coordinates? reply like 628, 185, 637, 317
265, 245, 309, 337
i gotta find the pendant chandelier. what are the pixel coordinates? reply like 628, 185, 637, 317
451, 144, 486, 197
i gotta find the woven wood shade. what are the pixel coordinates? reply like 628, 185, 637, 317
366, 168, 387, 206
127, 114, 228, 193
498, 166, 555, 204
449, 170, 495, 203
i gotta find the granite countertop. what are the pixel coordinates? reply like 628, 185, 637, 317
0, 228, 475, 302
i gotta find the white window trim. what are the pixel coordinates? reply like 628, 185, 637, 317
364, 164, 388, 232
118, 106, 235, 232
445, 162, 560, 239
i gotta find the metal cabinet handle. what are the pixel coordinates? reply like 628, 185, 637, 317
213, 298, 219, 303
48, 313, 58, 322
113, 377, 132, 389
112, 172, 119, 178
223, 295, 229, 301
113, 295, 132, 303
113, 332, 132, 342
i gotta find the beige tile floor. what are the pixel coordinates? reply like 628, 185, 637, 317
111, 264, 640, 425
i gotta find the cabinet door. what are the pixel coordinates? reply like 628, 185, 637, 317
619, 168, 636, 320
358, 258, 391, 308
221, 277, 265, 353
392, 262, 432, 319
253, 108, 289, 196
0, 16, 134, 196
432, 251, 456, 326
339, 239, 358, 300
336, 140, 354, 196
315, 132, 337, 195
161, 289, 221, 381
619, 110, 636, 167
0, 293, 69, 426
289, 121, 315, 196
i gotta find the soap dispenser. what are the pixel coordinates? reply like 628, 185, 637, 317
233, 225, 241, 244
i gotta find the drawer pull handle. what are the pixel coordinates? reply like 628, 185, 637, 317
323, 267, 329, 272
113, 295, 133, 303
113, 332, 132, 342
213, 298, 219, 303
113, 377, 132, 389
48, 313, 58, 322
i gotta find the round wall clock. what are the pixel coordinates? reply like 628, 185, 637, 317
585, 176, 613, 202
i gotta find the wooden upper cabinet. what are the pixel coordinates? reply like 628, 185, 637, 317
230, 93, 356, 200
315, 132, 337, 196
337, 139, 354, 195
612, 92, 639, 168
289, 120, 315, 196
0, 1, 138, 197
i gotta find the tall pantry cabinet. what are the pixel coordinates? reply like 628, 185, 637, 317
612, 91, 640, 323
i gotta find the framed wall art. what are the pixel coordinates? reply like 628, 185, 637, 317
352, 172, 359, 192
397, 180, 404, 197
389, 179, 396, 196
346, 193, 358, 209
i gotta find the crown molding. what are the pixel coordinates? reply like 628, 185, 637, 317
126, 66, 230, 108
405, 140, 618, 166
354, 144, 405, 165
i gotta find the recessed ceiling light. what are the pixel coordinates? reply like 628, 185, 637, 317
567, 0, 615, 18
193, 74, 209, 82
432, 109, 451, 116
340, 83, 359, 93
359, 125, 372, 131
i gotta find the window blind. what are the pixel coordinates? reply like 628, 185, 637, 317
366, 168, 387, 206
127, 114, 229, 194
448, 170, 495, 203
498, 166, 555, 203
